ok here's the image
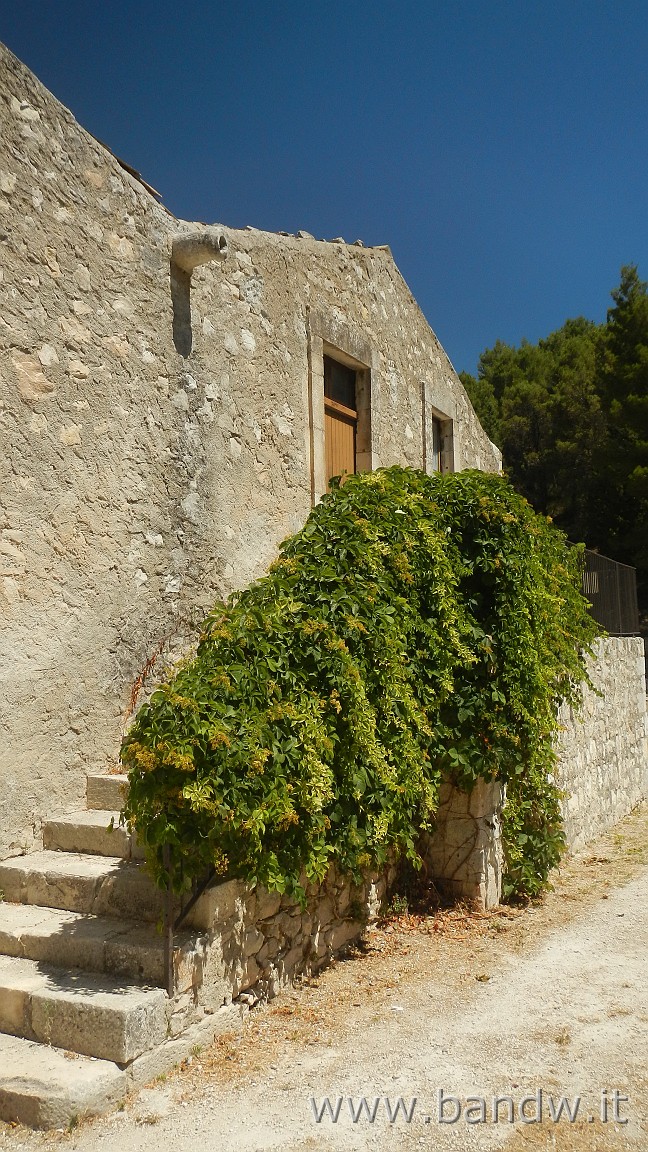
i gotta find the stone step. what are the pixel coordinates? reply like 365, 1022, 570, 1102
0, 851, 165, 923
43, 810, 143, 860
0, 902, 198, 987
0, 851, 217, 930
86, 772, 129, 811
0, 1032, 127, 1129
0, 955, 167, 1065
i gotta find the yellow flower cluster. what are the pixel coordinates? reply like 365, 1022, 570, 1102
208, 727, 231, 750
249, 748, 271, 775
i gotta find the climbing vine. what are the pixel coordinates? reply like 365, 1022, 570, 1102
121, 467, 600, 903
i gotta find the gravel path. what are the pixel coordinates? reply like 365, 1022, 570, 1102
3, 805, 648, 1152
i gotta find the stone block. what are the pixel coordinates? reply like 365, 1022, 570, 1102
312, 897, 335, 929
86, 774, 129, 811
335, 883, 353, 914
0, 955, 48, 1036
0, 902, 168, 985
0, 953, 167, 1064
327, 919, 362, 953
0, 902, 50, 958
425, 780, 504, 909
254, 886, 282, 920
93, 862, 164, 923
0, 984, 32, 1035
187, 877, 250, 930
103, 924, 167, 986
274, 910, 302, 940
22, 911, 111, 974
236, 956, 260, 994
126, 1003, 245, 1086
166, 992, 199, 1038
0, 858, 29, 904
243, 926, 265, 956
278, 944, 305, 977
0, 1033, 127, 1129
255, 936, 281, 967
43, 811, 132, 858
0, 852, 131, 916
170, 934, 208, 995
29, 977, 168, 1064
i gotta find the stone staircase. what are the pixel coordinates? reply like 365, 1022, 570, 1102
0, 774, 242, 1129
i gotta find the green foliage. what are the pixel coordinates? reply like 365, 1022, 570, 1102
464, 265, 648, 602
121, 467, 599, 904
386, 893, 409, 917
602, 265, 648, 578
459, 370, 500, 443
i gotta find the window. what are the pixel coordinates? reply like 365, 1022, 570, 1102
306, 312, 374, 503
431, 416, 443, 473
422, 382, 454, 474
427, 412, 453, 473
323, 355, 357, 484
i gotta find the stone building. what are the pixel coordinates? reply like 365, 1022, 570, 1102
0, 42, 500, 860
1, 45, 647, 1128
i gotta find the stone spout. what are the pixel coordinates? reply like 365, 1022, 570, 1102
171, 228, 229, 274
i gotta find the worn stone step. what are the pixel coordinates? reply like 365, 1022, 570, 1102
0, 1032, 127, 1129
0, 902, 181, 986
0, 851, 217, 930
86, 773, 129, 811
0, 903, 202, 993
43, 810, 143, 860
0, 851, 164, 923
0, 955, 167, 1065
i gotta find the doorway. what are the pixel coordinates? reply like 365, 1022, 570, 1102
324, 355, 357, 484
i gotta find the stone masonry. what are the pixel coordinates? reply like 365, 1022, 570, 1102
168, 861, 399, 1019
424, 638, 648, 906
1, 42, 647, 1131
0, 43, 500, 861
555, 636, 648, 852
423, 779, 504, 910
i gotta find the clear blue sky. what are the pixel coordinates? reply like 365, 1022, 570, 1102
2, 1, 647, 375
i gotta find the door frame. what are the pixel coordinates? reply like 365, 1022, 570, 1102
306, 309, 375, 503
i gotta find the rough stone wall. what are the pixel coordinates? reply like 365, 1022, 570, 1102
174, 634, 648, 1018
555, 637, 648, 852
423, 638, 648, 908
0, 44, 500, 860
171, 863, 397, 1028
422, 779, 504, 910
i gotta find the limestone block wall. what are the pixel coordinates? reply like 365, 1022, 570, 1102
0, 43, 500, 860
177, 791, 505, 1028
422, 779, 504, 910
174, 776, 503, 1023
555, 637, 648, 852
171, 862, 398, 1025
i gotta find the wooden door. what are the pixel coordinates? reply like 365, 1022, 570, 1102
325, 397, 357, 483
324, 355, 357, 484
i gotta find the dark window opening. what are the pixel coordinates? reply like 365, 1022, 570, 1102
324, 356, 357, 412
431, 416, 443, 472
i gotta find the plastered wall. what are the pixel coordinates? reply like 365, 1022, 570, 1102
0, 44, 500, 859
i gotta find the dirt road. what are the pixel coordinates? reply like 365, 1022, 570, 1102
2, 805, 648, 1152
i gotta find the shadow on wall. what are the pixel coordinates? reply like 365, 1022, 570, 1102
171, 264, 192, 357
170, 228, 229, 358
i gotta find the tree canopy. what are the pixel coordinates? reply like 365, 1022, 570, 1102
460, 265, 648, 604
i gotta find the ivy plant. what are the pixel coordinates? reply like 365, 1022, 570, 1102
121, 467, 600, 903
